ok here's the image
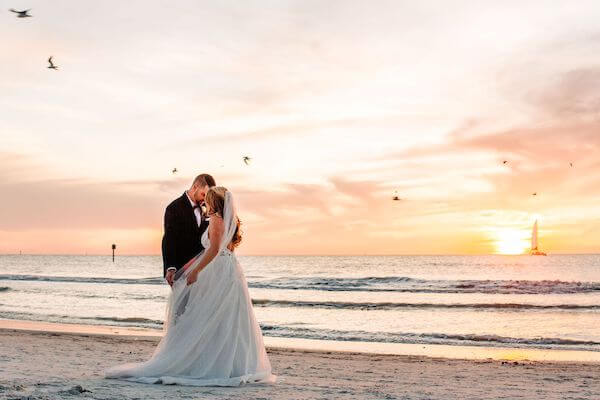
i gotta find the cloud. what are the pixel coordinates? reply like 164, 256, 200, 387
3, 2, 600, 254
0, 152, 175, 231
530, 67, 600, 118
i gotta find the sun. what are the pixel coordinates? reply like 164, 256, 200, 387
492, 228, 529, 255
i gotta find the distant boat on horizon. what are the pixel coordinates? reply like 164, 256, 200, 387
530, 220, 547, 256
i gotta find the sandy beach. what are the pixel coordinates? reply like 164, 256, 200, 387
0, 322, 598, 399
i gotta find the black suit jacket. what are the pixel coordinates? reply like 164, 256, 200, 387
161, 193, 209, 277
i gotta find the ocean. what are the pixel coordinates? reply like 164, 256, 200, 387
1, 254, 599, 352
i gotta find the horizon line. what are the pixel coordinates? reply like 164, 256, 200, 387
2, 252, 599, 257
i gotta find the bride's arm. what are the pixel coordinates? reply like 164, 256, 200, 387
186, 216, 224, 285
181, 254, 199, 272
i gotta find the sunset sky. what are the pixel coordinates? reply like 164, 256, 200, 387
1, 1, 600, 255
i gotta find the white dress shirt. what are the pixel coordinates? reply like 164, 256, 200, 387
186, 191, 202, 227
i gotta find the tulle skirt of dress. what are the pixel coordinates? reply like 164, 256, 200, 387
105, 250, 275, 386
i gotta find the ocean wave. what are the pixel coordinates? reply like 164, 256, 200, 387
2, 273, 599, 295
2, 311, 598, 351
261, 325, 600, 351
0, 274, 163, 285
250, 276, 600, 294
2, 285, 169, 301
92, 316, 164, 325
0, 310, 164, 329
251, 299, 600, 311
4, 285, 597, 310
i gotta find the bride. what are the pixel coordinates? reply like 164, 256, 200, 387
106, 187, 275, 386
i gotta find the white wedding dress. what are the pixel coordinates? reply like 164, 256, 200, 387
105, 192, 275, 386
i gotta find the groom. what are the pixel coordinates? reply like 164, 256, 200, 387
162, 173, 216, 286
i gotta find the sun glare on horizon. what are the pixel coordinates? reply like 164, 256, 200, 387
492, 228, 530, 255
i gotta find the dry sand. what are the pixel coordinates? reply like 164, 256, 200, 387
0, 328, 599, 399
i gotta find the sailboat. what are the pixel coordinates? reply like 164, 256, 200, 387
530, 220, 547, 256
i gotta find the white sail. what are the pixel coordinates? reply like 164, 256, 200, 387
531, 220, 538, 251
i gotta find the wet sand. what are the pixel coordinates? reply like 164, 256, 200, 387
1, 321, 599, 399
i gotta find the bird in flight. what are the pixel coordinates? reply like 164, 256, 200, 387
532, 192, 537, 196
10, 8, 32, 18
502, 160, 508, 165
47, 57, 58, 70
243, 156, 252, 165
172, 168, 178, 174
570, 162, 573, 167
392, 195, 402, 201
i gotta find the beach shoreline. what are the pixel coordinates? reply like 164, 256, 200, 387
1, 320, 599, 399
2, 318, 599, 364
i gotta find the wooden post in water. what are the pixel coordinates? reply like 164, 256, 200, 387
112, 244, 116, 262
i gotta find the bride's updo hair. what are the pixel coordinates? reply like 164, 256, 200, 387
205, 186, 242, 249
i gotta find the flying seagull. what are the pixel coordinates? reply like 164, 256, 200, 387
243, 156, 251, 165
392, 195, 402, 201
47, 57, 58, 70
172, 168, 177, 174
502, 160, 508, 165
532, 192, 537, 196
10, 8, 32, 18
570, 162, 573, 167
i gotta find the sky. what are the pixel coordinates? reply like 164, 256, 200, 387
1, 0, 600, 255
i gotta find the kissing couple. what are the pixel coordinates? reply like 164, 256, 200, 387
106, 174, 275, 386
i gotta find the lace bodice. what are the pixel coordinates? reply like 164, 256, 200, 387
202, 228, 235, 254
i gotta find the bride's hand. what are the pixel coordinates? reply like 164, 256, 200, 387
186, 269, 199, 286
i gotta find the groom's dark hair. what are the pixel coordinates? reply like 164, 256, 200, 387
193, 173, 216, 188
